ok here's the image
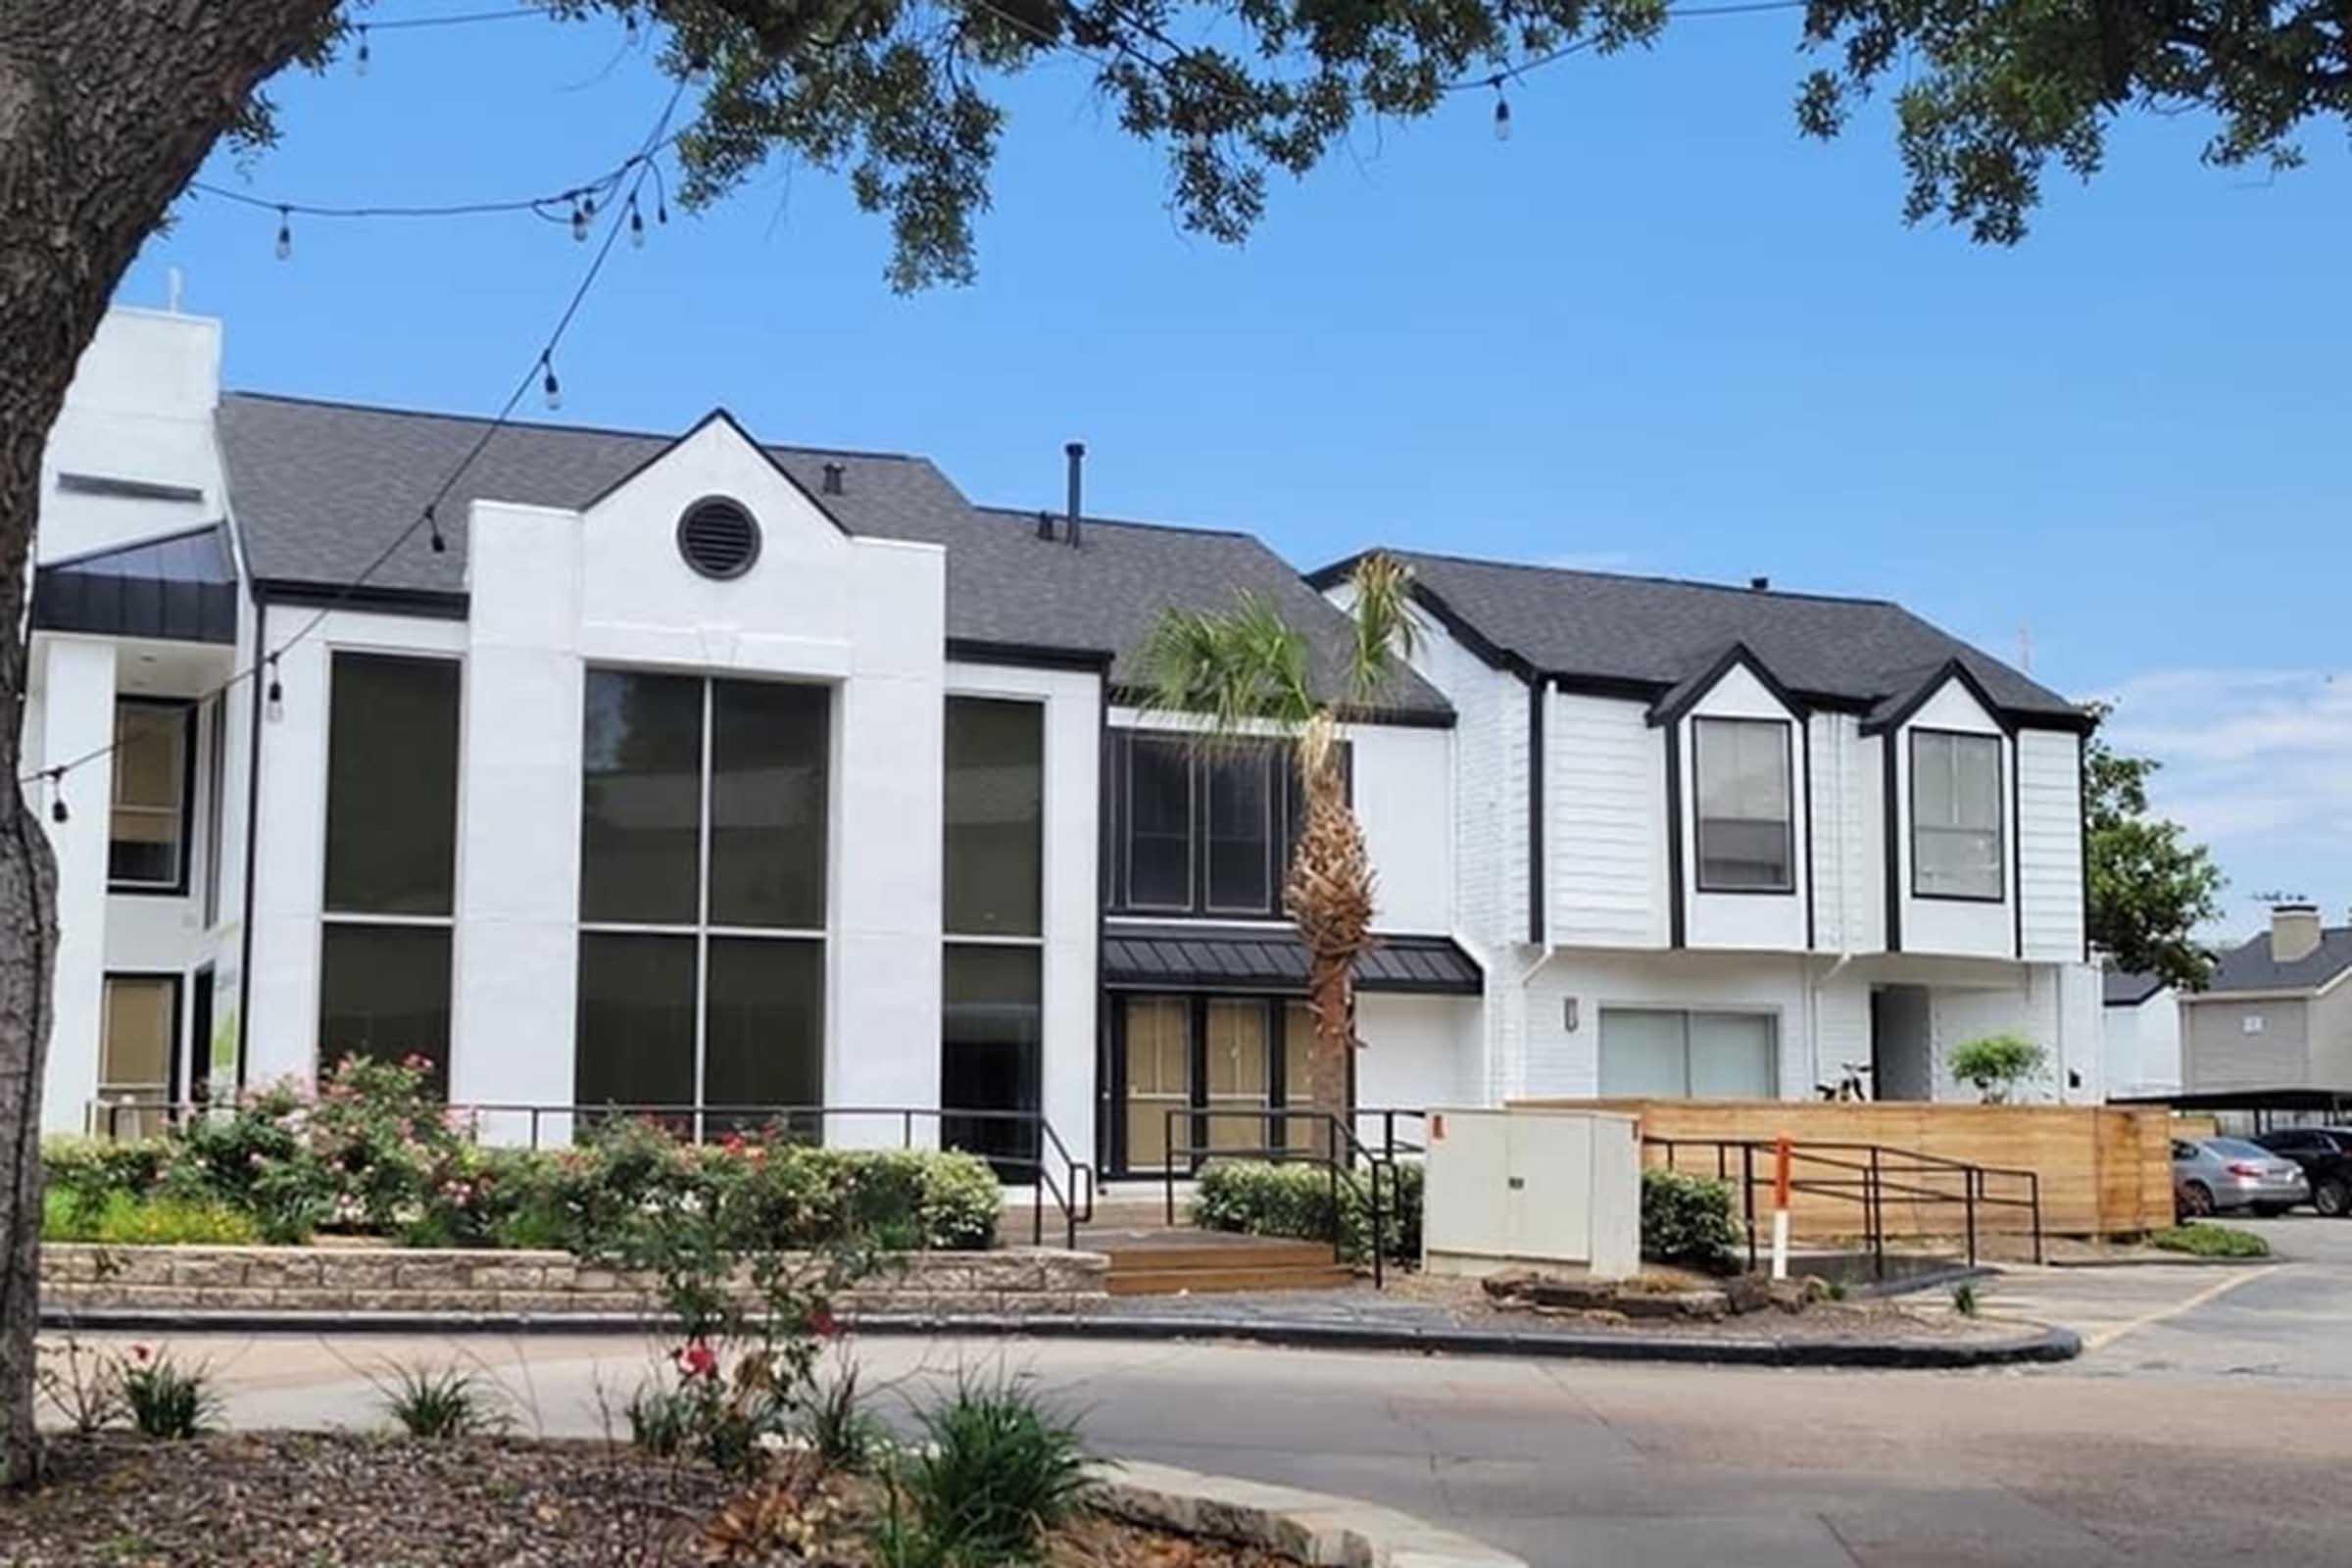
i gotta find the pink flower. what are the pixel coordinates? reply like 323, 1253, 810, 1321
674, 1341, 718, 1381
808, 1306, 840, 1341
130, 1345, 151, 1363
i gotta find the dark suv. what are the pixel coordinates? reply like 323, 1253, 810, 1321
2253, 1127, 2352, 1217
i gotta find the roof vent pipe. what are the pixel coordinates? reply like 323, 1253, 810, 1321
1064, 441, 1085, 549
819, 462, 845, 496
1036, 509, 1054, 542
2272, 903, 2323, 965
1750, 576, 1770, 591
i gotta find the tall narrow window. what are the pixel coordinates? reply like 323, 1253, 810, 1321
1127, 737, 1192, 909
98, 975, 177, 1138
942, 696, 1046, 1174
576, 671, 830, 1125
1205, 752, 1272, 912
201, 697, 227, 926
108, 701, 191, 892
1692, 717, 1793, 892
318, 655, 461, 1091
1911, 729, 2003, 900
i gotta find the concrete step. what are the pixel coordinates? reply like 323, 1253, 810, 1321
1108, 1264, 1358, 1297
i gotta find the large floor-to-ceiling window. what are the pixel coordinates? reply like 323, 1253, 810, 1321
576, 670, 829, 1130
941, 696, 1043, 1173
318, 654, 461, 1094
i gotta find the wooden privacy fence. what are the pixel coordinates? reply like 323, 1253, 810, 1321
1514, 1099, 2176, 1239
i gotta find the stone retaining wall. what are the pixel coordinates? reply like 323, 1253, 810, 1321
41, 1245, 1108, 1317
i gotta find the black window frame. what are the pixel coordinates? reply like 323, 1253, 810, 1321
1106, 732, 1335, 919
1908, 726, 2006, 905
1690, 714, 1796, 896
106, 698, 197, 897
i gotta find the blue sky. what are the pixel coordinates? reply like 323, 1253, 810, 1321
118, 7, 2350, 940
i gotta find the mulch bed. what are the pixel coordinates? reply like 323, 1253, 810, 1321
0, 1434, 1305, 1567
1385, 1271, 2030, 1343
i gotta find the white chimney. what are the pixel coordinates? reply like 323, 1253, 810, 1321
2271, 904, 2323, 965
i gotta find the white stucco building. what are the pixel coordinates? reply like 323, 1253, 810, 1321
26, 308, 2100, 1171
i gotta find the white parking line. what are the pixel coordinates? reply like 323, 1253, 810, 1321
2082, 1265, 2282, 1352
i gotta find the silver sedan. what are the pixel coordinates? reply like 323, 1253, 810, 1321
2175, 1137, 2311, 1218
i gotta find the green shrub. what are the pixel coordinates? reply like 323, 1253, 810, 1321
2149, 1223, 2270, 1258
1191, 1158, 1422, 1265
118, 1347, 218, 1440
1641, 1169, 1741, 1272
1947, 1033, 2048, 1103
43, 1189, 260, 1247
885, 1373, 1090, 1566
379, 1364, 507, 1440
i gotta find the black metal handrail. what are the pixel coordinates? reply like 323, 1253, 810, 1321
1355, 1105, 1428, 1159
1158, 1106, 1401, 1289
86, 1097, 1097, 1252
1646, 1134, 2044, 1275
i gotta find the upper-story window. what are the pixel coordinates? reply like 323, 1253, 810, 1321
1112, 732, 1320, 917
1911, 728, 2003, 901
108, 700, 193, 893
1692, 716, 1792, 893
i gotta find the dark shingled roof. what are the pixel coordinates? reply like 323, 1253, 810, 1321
2198, 927, 2352, 996
2103, 968, 2167, 1006
1102, 923, 1481, 994
1309, 548, 2082, 725
216, 393, 1448, 718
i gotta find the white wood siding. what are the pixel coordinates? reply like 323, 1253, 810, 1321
1547, 691, 1667, 948
2017, 727, 2085, 962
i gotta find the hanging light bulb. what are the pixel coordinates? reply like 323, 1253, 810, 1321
569, 196, 589, 242
47, 770, 67, 826
1492, 78, 1512, 142
656, 192, 668, 226
628, 195, 645, 248
265, 656, 285, 724
542, 355, 563, 412
582, 193, 598, 223
274, 206, 292, 262
624, 12, 639, 41
426, 503, 445, 555
356, 24, 370, 76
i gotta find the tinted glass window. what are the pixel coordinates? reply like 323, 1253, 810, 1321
318, 923, 452, 1095
1693, 717, 1792, 892
110, 702, 189, 889
944, 698, 1043, 937
575, 932, 696, 1108
942, 945, 1043, 1170
324, 657, 460, 915
580, 669, 704, 924
704, 937, 823, 1126
709, 680, 829, 928
1127, 737, 1192, 907
2209, 1139, 2273, 1159
1205, 751, 1272, 911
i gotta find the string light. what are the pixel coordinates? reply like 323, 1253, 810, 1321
541, 353, 563, 412
426, 503, 445, 555
265, 657, 285, 724
569, 195, 589, 241
1491, 78, 1511, 141
46, 770, 67, 825
356, 24, 370, 76
628, 195, 645, 248
274, 206, 292, 261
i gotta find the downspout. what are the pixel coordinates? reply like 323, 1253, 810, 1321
1806, 712, 1855, 1094
234, 594, 267, 1094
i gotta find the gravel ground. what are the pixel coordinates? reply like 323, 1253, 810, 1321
0, 1434, 1305, 1567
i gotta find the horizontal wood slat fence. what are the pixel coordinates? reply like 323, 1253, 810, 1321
1514, 1100, 2175, 1239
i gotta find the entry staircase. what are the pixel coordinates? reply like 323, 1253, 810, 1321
1073, 1189, 1355, 1296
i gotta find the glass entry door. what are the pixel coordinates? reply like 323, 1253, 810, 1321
1121, 997, 1192, 1170
1205, 1000, 1271, 1152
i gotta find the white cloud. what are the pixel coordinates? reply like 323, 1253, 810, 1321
2100, 666, 2352, 921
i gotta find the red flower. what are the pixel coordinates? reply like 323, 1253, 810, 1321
808, 1306, 839, 1340
130, 1344, 152, 1363
675, 1340, 718, 1381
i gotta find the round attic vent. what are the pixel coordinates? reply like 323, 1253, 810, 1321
677, 497, 761, 579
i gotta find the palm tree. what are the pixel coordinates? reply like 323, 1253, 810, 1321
1135, 553, 1420, 1157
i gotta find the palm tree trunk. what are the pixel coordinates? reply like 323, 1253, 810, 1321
1284, 714, 1373, 1163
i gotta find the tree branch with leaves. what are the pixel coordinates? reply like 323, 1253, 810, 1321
2082, 701, 2225, 991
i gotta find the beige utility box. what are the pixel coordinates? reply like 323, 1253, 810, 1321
1421, 1106, 1641, 1279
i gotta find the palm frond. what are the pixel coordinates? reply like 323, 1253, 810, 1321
1343, 552, 1421, 709
1134, 591, 1316, 751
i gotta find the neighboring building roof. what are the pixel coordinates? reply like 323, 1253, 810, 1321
2189, 927, 2352, 997
2103, 968, 2168, 1007
1102, 923, 1481, 994
30, 521, 238, 645
216, 393, 1449, 719
1307, 547, 2083, 727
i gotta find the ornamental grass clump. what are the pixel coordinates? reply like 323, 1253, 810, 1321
879, 1373, 1091, 1568
379, 1363, 509, 1441
117, 1345, 219, 1441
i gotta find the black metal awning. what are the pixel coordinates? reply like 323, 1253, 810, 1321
32, 522, 238, 645
1102, 923, 1482, 996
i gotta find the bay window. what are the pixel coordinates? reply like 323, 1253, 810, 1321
318, 654, 460, 1092
1692, 716, 1793, 893
575, 669, 829, 1128
1911, 729, 2003, 901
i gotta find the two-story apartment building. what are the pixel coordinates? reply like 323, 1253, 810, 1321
26, 307, 2098, 1170
1308, 550, 2102, 1109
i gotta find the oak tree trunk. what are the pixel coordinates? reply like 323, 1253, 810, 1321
0, 0, 340, 1485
